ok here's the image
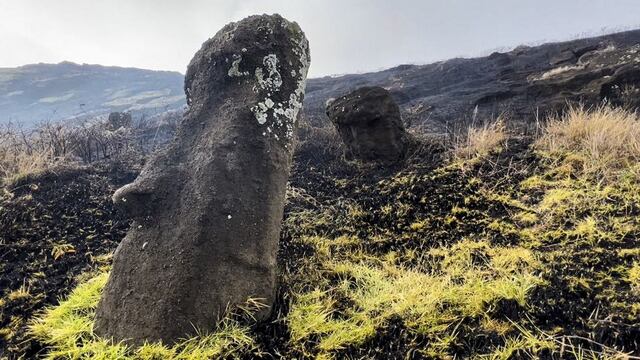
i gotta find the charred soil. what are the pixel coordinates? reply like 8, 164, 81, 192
2, 133, 639, 359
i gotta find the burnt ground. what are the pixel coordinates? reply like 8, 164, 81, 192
1, 136, 639, 359
0, 163, 136, 359
255, 135, 639, 359
259, 137, 545, 359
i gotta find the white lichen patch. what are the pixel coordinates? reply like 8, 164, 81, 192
254, 54, 283, 91
251, 54, 284, 129
265, 98, 275, 108
228, 54, 249, 77
250, 26, 310, 145
256, 112, 268, 125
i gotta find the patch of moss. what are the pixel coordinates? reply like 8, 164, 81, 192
287, 238, 542, 359
28, 271, 257, 360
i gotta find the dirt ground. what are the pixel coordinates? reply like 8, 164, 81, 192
1, 137, 639, 359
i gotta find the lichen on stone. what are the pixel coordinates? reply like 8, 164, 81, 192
249, 23, 310, 144
228, 54, 249, 77
255, 54, 283, 91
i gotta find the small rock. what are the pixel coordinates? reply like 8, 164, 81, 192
106, 112, 132, 130
326, 86, 408, 162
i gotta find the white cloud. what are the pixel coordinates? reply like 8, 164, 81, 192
1, 0, 639, 77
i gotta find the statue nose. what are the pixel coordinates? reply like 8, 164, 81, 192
113, 181, 155, 219
113, 164, 184, 219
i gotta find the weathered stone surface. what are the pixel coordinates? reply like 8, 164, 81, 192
326, 86, 408, 162
94, 14, 310, 346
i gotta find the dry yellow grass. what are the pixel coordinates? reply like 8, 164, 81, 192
0, 146, 57, 185
536, 105, 640, 178
453, 117, 507, 162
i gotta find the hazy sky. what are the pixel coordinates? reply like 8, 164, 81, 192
1, 0, 639, 77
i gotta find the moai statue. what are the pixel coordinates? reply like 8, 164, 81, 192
94, 14, 310, 346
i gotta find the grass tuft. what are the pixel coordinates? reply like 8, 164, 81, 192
629, 262, 640, 292
453, 116, 508, 163
537, 105, 640, 179
0, 146, 59, 185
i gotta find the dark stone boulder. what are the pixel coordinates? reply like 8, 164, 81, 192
93, 14, 310, 346
106, 112, 132, 130
326, 86, 408, 162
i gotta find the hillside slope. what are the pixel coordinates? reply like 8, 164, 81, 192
2, 30, 639, 129
0, 62, 184, 125
3, 106, 640, 359
304, 29, 640, 131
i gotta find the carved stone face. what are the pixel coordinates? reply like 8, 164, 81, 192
94, 14, 310, 346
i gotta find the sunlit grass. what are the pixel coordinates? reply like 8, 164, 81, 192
479, 106, 640, 358
537, 105, 640, 179
0, 145, 58, 185
287, 239, 542, 358
28, 271, 256, 360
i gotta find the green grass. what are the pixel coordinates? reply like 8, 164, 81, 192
287, 239, 543, 358
28, 272, 256, 360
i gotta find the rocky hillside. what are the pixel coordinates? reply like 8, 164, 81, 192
305, 29, 640, 131
2, 25, 640, 360
0, 62, 184, 126
2, 30, 639, 130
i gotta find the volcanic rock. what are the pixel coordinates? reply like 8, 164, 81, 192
326, 86, 408, 162
93, 14, 310, 346
106, 112, 132, 130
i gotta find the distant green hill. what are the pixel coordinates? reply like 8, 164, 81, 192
0, 62, 185, 125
